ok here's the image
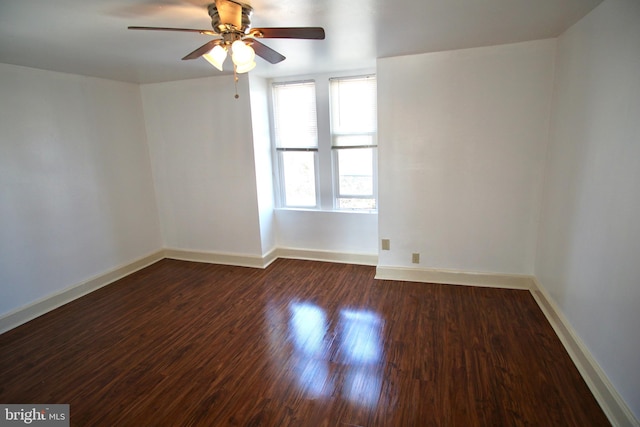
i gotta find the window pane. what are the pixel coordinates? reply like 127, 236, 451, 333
330, 76, 377, 134
282, 151, 316, 207
273, 82, 318, 149
337, 148, 373, 196
337, 198, 376, 210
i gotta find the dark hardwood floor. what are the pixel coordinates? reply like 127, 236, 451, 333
0, 259, 609, 426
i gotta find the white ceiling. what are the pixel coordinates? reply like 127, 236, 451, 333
0, 0, 602, 84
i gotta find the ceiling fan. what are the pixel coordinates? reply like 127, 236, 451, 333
128, 0, 325, 74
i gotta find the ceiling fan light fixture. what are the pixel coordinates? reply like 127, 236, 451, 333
203, 44, 227, 71
231, 40, 255, 67
235, 60, 256, 74
129, 0, 326, 83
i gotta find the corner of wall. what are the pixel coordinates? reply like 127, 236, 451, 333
0, 250, 165, 335
530, 278, 639, 427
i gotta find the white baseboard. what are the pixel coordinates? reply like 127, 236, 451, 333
375, 265, 534, 290
274, 247, 378, 266
163, 248, 277, 269
164, 247, 378, 268
530, 278, 639, 427
0, 247, 375, 335
0, 250, 165, 334
376, 266, 638, 426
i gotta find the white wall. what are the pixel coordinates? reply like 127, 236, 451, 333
275, 210, 378, 255
536, 0, 640, 419
141, 75, 264, 256
377, 40, 556, 274
269, 70, 379, 256
0, 64, 162, 317
249, 76, 276, 256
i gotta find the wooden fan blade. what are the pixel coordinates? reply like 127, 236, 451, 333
246, 39, 286, 64
215, 0, 242, 28
128, 26, 216, 36
182, 39, 222, 60
250, 27, 325, 40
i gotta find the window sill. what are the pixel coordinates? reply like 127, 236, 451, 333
275, 207, 378, 215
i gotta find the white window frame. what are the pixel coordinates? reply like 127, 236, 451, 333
331, 146, 378, 209
271, 80, 320, 209
329, 75, 378, 211
269, 71, 377, 212
275, 148, 320, 208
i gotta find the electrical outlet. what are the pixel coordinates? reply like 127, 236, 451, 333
381, 239, 390, 250
412, 253, 420, 264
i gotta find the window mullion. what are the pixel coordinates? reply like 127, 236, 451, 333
315, 78, 334, 210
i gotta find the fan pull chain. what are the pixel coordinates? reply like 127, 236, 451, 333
233, 65, 239, 99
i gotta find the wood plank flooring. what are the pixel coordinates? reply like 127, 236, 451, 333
0, 259, 610, 426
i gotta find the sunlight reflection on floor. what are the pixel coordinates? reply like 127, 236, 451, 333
286, 301, 384, 407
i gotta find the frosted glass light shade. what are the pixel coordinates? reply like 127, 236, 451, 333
231, 40, 255, 68
203, 45, 227, 71
235, 60, 256, 73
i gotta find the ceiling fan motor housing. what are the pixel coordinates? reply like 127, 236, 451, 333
208, 1, 253, 35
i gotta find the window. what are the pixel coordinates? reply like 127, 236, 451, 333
271, 74, 377, 211
272, 81, 318, 207
330, 76, 377, 210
